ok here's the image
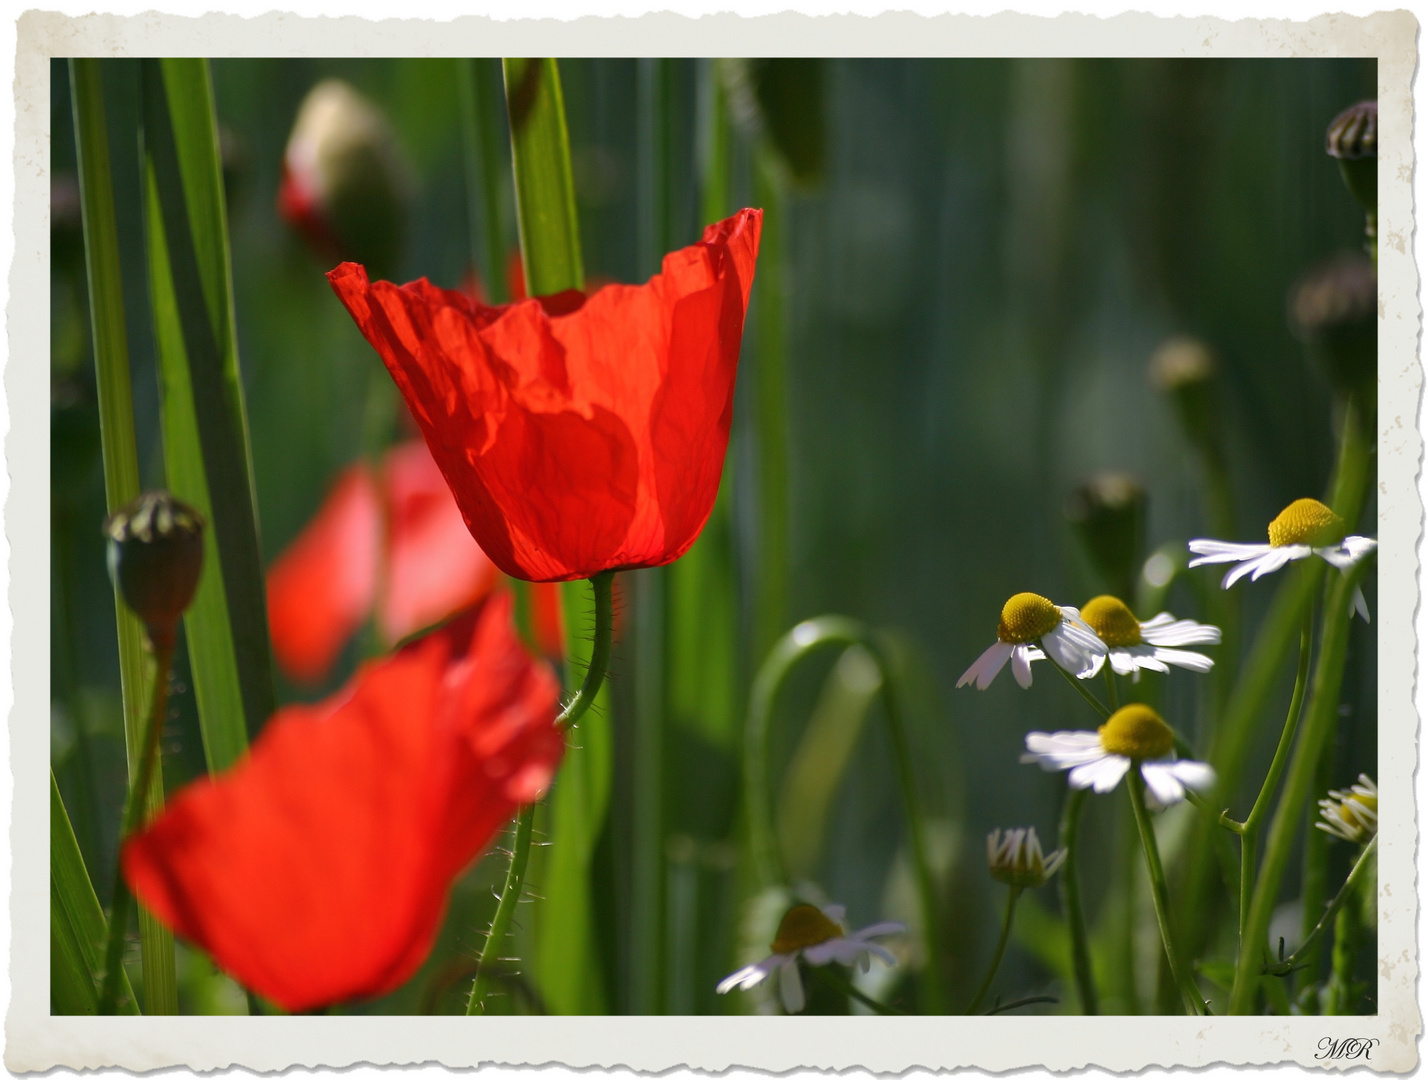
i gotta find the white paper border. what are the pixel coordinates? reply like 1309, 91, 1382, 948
8, 8, 1419, 1074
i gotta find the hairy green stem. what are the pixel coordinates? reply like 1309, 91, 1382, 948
1127, 770, 1204, 1015
1059, 787, 1099, 1014
968, 885, 1022, 1014
1266, 835, 1376, 979
557, 571, 614, 732
98, 640, 173, 1015
1229, 556, 1374, 1014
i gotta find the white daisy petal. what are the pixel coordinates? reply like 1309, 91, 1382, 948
1108, 649, 1140, 676
958, 641, 1013, 690
1319, 536, 1377, 569
1222, 549, 1289, 588
858, 942, 898, 968
821, 904, 846, 924
1247, 546, 1307, 581
1352, 586, 1370, 623
717, 954, 785, 994
1188, 540, 1272, 565
803, 939, 850, 966
851, 921, 907, 940
1149, 647, 1215, 673
1140, 763, 1186, 809
1011, 645, 1035, 688
1068, 753, 1131, 793
1165, 759, 1216, 793
779, 957, 805, 1013
1041, 616, 1104, 677
1023, 731, 1105, 769
1140, 616, 1222, 647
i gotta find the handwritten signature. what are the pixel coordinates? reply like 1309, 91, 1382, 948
1315, 1037, 1378, 1061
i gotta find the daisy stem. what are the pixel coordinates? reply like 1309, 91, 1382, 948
466, 802, 536, 1015
556, 571, 615, 731
967, 885, 1022, 1015
1052, 661, 1111, 720
1228, 553, 1373, 1014
1264, 835, 1375, 978
1058, 787, 1099, 1014
1102, 667, 1120, 711
1126, 769, 1204, 1016
98, 637, 173, 1015
807, 963, 906, 1016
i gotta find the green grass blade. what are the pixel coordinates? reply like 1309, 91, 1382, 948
502, 58, 583, 295
141, 58, 270, 772
70, 57, 177, 1016
52, 771, 139, 1015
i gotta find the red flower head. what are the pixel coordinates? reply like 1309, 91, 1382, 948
266, 440, 500, 684
122, 592, 563, 1013
327, 208, 762, 582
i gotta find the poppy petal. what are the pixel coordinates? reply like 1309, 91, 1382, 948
327, 208, 762, 582
378, 439, 499, 643
266, 465, 381, 684
122, 592, 563, 1013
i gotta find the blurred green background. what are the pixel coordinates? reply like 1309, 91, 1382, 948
51, 57, 1377, 1015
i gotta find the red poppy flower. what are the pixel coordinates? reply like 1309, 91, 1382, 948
121, 592, 563, 1013
266, 440, 499, 684
327, 207, 763, 582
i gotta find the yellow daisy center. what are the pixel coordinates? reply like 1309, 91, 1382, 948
1098, 704, 1175, 761
771, 904, 844, 954
997, 592, 1063, 644
1340, 790, 1377, 823
1267, 498, 1345, 547
1080, 595, 1142, 647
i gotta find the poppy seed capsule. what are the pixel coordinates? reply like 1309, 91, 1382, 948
1326, 101, 1376, 215
105, 491, 204, 650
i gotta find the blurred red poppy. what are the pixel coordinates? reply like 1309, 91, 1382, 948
266, 440, 499, 684
327, 207, 762, 582
122, 592, 563, 1013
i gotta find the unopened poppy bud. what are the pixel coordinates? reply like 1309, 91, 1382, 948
1289, 253, 1376, 407
104, 491, 205, 651
279, 79, 411, 280
1326, 100, 1376, 217
719, 58, 826, 186
1149, 336, 1221, 457
1066, 472, 1146, 605
986, 827, 1065, 889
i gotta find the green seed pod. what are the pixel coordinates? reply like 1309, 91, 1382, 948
104, 491, 205, 650
1066, 472, 1147, 606
1289, 252, 1376, 412
1326, 100, 1377, 217
1149, 335, 1221, 459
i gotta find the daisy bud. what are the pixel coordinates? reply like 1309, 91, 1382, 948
986, 827, 1066, 889
1149, 336, 1221, 458
1325, 100, 1376, 217
1316, 774, 1377, 845
1065, 472, 1146, 604
104, 491, 205, 652
1289, 253, 1376, 406
279, 79, 411, 280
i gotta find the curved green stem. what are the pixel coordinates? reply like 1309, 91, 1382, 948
467, 571, 614, 1015
807, 963, 906, 1015
1103, 667, 1120, 711
745, 617, 948, 1012
556, 571, 614, 732
1126, 769, 1204, 1015
968, 885, 1022, 1014
1059, 787, 1099, 1013
1229, 554, 1374, 1014
98, 639, 173, 1015
1266, 835, 1376, 978
1052, 660, 1111, 719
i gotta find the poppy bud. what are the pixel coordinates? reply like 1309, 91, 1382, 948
719, 58, 826, 186
279, 79, 411, 280
1289, 252, 1376, 409
1149, 335, 1221, 458
1326, 100, 1376, 218
1066, 472, 1146, 605
104, 491, 205, 651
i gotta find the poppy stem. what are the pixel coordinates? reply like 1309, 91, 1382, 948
467, 802, 536, 1015
97, 636, 174, 1015
557, 570, 614, 731
967, 885, 1021, 1015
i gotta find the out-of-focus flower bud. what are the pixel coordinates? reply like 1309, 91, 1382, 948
278, 79, 411, 280
104, 491, 205, 651
1326, 100, 1376, 217
987, 827, 1065, 889
719, 58, 826, 186
1289, 252, 1376, 409
1066, 472, 1147, 606
1149, 335, 1221, 458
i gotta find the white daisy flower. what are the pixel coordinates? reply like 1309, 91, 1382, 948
986, 827, 1066, 889
957, 592, 1106, 690
1316, 774, 1377, 845
1078, 595, 1220, 682
1187, 498, 1376, 621
716, 903, 904, 1014
1021, 704, 1216, 810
